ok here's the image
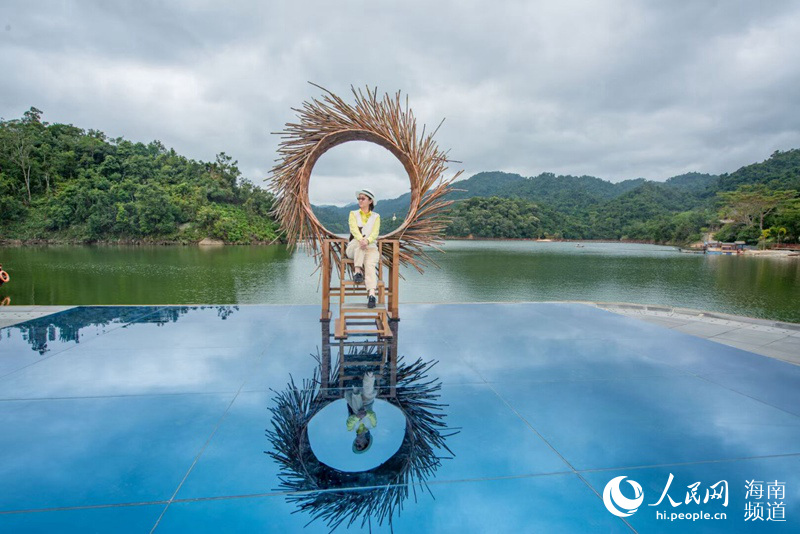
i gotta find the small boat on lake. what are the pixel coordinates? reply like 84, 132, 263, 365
705, 241, 746, 255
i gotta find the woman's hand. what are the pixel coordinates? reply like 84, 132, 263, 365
359, 238, 368, 249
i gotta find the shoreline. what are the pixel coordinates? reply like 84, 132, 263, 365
1, 236, 669, 246
445, 236, 674, 245
2, 237, 798, 257
742, 249, 800, 258
0, 237, 283, 247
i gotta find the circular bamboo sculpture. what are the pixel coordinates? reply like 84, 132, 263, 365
269, 85, 462, 272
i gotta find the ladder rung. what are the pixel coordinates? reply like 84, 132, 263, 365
334, 318, 345, 338
341, 303, 387, 311
340, 375, 385, 382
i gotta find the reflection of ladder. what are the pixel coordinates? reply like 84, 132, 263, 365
320, 320, 398, 399
320, 238, 400, 398
321, 238, 400, 339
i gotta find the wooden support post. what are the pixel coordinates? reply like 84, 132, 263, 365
390, 240, 400, 319
320, 318, 331, 393
321, 239, 331, 320
388, 318, 399, 397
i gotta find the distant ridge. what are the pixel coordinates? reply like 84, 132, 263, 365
312, 169, 717, 233
311, 148, 799, 244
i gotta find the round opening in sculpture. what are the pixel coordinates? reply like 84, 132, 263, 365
269, 86, 462, 272
300, 131, 420, 239
308, 141, 412, 237
306, 398, 408, 472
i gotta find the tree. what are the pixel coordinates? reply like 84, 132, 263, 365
771, 198, 800, 243
771, 226, 787, 246
718, 185, 796, 231
0, 106, 45, 203
758, 228, 771, 250
444, 196, 542, 238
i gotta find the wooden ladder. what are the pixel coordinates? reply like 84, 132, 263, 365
319, 240, 400, 398
321, 238, 400, 340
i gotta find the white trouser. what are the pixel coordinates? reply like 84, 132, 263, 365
346, 239, 379, 295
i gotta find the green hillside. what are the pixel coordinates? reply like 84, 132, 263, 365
3, 107, 796, 246
312, 150, 799, 245
0, 108, 280, 244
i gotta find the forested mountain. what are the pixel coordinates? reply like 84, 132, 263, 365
664, 172, 718, 192
713, 150, 800, 192
311, 170, 706, 232
2, 107, 797, 246
0, 108, 280, 243
314, 150, 799, 244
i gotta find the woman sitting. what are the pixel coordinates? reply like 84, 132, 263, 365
346, 189, 381, 308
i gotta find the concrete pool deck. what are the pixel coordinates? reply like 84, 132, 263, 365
2, 302, 797, 365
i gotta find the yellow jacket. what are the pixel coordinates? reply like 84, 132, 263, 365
346, 410, 378, 433
348, 210, 381, 244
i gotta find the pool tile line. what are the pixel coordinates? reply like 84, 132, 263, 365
258, 368, 699, 396
0, 390, 251, 403
476, 375, 672, 534
0, 473, 589, 516
699, 377, 800, 418
170, 473, 581, 502
150, 373, 259, 532
479, 380, 577, 473
5, 452, 800, 517
242, 379, 491, 395
0, 500, 170, 515
480, 385, 641, 534
573, 451, 800, 474
460, 370, 696, 387
571, 473, 638, 533
627, 351, 800, 420
142, 307, 289, 530
163, 472, 591, 503
0, 473, 582, 516
0, 471, 621, 515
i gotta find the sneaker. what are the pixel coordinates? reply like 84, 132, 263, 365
367, 295, 376, 308
354, 272, 364, 284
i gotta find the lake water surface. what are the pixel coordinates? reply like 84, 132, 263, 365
1, 241, 798, 322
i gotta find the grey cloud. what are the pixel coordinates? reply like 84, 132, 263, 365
2, 0, 799, 202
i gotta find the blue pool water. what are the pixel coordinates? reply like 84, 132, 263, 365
0, 303, 798, 532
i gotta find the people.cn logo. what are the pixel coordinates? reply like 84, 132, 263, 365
603, 476, 644, 517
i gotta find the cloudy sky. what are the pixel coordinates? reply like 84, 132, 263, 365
2, 0, 799, 205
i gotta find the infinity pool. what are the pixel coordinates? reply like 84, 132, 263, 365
1, 303, 798, 532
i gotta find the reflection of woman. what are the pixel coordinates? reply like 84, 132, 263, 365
346, 189, 381, 309
345, 372, 377, 453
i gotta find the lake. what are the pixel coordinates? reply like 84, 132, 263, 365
1, 241, 798, 322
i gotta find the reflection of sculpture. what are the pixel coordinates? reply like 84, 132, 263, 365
266, 324, 458, 531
